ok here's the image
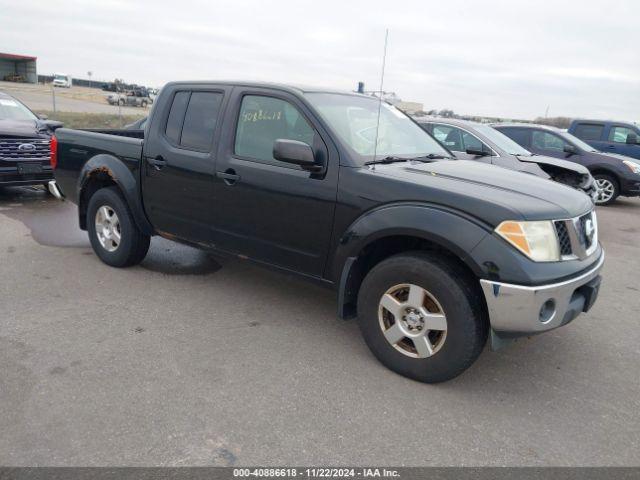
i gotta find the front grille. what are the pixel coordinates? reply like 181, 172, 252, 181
0, 138, 51, 161
553, 211, 597, 260
554, 221, 572, 256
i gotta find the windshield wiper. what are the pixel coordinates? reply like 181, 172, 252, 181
365, 154, 452, 166
410, 154, 452, 161
364, 156, 411, 166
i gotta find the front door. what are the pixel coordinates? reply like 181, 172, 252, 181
213, 88, 338, 277
142, 86, 229, 243
605, 125, 640, 160
431, 123, 493, 162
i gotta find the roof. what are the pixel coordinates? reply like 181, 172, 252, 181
491, 122, 561, 132
163, 80, 367, 97
415, 116, 485, 128
0, 52, 37, 61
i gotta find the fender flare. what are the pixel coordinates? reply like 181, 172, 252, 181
77, 154, 153, 235
332, 203, 492, 318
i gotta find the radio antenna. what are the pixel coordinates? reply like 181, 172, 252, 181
371, 29, 389, 170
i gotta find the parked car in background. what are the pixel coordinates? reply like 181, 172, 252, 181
49, 81, 604, 383
52, 73, 72, 88
569, 119, 640, 161
417, 118, 596, 200
106, 92, 150, 108
495, 124, 640, 205
0, 91, 61, 188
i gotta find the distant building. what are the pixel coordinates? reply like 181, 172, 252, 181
0, 52, 37, 83
396, 101, 424, 115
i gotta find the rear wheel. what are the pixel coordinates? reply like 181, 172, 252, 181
87, 187, 150, 267
357, 252, 488, 383
593, 174, 619, 205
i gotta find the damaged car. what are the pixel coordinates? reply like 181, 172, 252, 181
417, 118, 597, 201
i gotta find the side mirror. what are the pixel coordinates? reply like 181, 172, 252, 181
563, 144, 578, 155
38, 114, 48, 120
273, 139, 320, 171
465, 147, 490, 157
626, 133, 638, 145
42, 120, 64, 131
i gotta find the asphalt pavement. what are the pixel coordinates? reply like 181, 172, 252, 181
0, 186, 639, 466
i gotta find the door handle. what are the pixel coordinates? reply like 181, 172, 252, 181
147, 155, 167, 170
216, 169, 240, 185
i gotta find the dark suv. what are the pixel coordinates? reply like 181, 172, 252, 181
495, 123, 640, 205
0, 91, 61, 188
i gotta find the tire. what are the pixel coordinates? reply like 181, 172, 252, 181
593, 173, 619, 205
141, 101, 148, 108
357, 251, 488, 383
119, 99, 125, 106
87, 186, 150, 267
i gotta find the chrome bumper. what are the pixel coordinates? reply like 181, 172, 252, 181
480, 253, 604, 337
47, 180, 65, 200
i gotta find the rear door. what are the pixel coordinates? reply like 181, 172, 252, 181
572, 122, 607, 151
212, 87, 339, 277
142, 85, 230, 243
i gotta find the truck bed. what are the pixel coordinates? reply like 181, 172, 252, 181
53, 128, 144, 205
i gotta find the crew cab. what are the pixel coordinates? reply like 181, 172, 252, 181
0, 91, 61, 188
417, 117, 596, 200
50, 82, 604, 383
569, 119, 640, 161
495, 123, 640, 205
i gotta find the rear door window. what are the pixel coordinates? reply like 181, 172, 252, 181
574, 123, 604, 141
180, 92, 224, 151
165, 91, 190, 144
500, 128, 529, 147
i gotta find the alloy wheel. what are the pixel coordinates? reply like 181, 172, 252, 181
95, 205, 121, 252
378, 283, 448, 358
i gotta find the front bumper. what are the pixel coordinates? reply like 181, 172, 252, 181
480, 252, 604, 338
47, 180, 65, 200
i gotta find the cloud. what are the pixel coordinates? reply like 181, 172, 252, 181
1, 0, 637, 120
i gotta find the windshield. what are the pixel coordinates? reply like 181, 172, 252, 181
305, 93, 451, 164
0, 96, 38, 122
54, 74, 66, 80
558, 130, 598, 152
473, 124, 532, 156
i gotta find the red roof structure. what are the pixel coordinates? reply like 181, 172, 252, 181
0, 52, 37, 61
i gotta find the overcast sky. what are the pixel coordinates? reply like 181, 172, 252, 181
2, 0, 638, 120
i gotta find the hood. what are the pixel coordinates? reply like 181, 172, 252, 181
0, 118, 53, 138
370, 160, 593, 225
515, 154, 589, 175
589, 150, 640, 165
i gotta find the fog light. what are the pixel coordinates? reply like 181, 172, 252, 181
539, 299, 556, 323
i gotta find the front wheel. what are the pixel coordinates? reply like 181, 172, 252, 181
593, 174, 619, 205
87, 187, 150, 267
357, 252, 488, 383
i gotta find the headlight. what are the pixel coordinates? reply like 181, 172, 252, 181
622, 160, 640, 174
496, 220, 560, 262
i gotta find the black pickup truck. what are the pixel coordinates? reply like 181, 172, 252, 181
50, 81, 604, 383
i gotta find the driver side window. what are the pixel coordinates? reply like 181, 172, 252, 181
234, 95, 315, 164
532, 131, 568, 151
432, 124, 487, 153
